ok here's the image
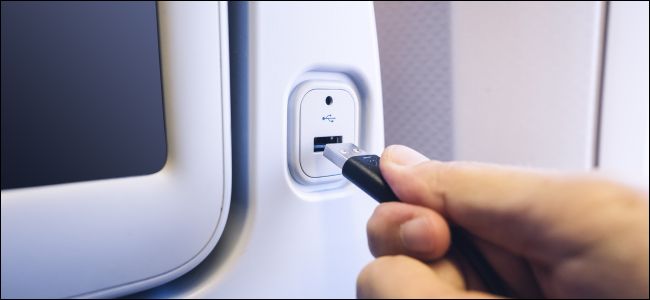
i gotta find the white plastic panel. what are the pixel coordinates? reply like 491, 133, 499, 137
0, 2, 231, 298
599, 1, 649, 189
135, 2, 384, 298
205, 3, 382, 297
451, 2, 605, 169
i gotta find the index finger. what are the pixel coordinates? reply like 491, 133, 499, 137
380, 145, 648, 263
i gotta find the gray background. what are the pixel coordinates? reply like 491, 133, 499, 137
375, 2, 453, 161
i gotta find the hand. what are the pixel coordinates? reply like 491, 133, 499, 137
357, 145, 649, 298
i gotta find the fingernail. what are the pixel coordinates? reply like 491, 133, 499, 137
400, 217, 435, 253
383, 145, 429, 167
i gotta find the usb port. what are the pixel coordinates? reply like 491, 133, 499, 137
314, 136, 342, 152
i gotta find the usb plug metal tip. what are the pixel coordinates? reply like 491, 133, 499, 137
323, 143, 367, 168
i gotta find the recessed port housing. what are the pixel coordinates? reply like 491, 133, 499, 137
288, 74, 360, 185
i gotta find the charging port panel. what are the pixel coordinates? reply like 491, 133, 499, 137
313, 136, 342, 152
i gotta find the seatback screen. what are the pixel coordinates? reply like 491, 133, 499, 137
1, 2, 167, 190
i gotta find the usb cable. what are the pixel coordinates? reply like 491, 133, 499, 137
324, 143, 511, 296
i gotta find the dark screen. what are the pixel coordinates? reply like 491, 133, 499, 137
1, 2, 167, 190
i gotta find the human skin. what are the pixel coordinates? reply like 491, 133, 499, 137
357, 145, 649, 298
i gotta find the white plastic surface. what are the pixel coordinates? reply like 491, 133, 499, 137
0, 2, 231, 298
599, 1, 650, 189
288, 78, 359, 183
451, 2, 605, 170
138, 2, 384, 298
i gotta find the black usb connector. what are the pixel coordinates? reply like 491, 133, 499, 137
323, 143, 398, 202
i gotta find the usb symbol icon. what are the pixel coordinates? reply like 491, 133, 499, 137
322, 114, 336, 123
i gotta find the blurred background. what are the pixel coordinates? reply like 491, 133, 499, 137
376, 1, 648, 188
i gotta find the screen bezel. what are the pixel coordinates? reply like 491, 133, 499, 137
0, 2, 231, 298
1, 1, 168, 190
